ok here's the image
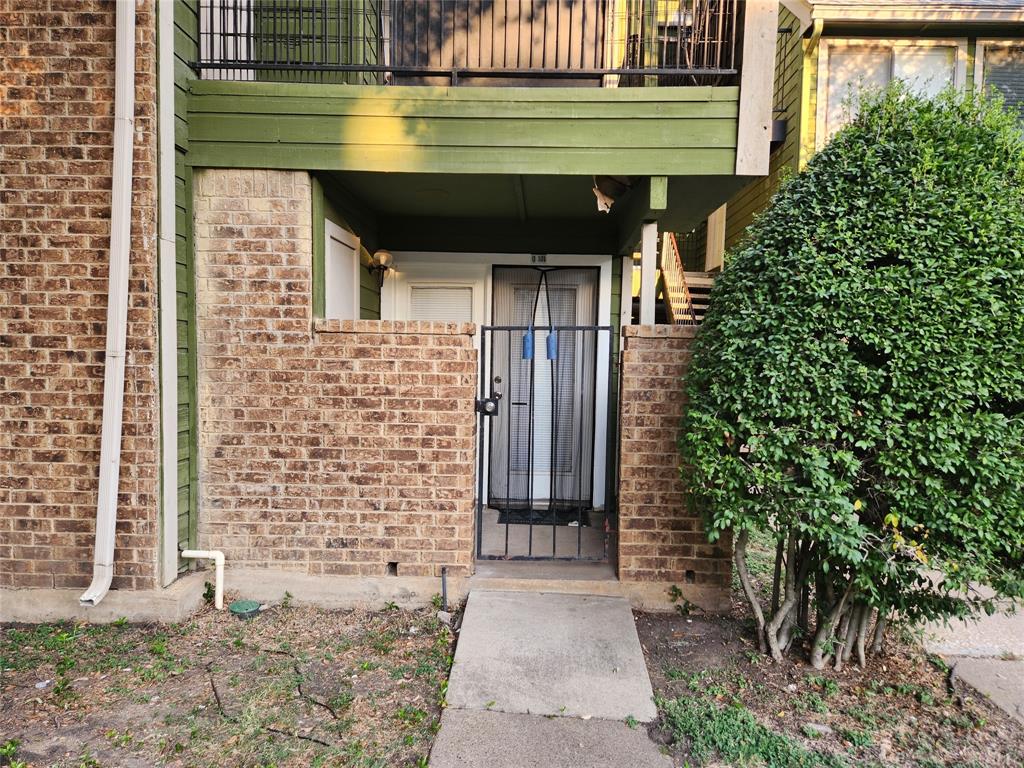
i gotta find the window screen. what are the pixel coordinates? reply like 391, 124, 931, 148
409, 286, 473, 322
984, 45, 1024, 120
894, 47, 955, 98
824, 43, 958, 142
825, 48, 890, 141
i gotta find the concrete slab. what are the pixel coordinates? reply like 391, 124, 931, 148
951, 658, 1024, 725
429, 709, 672, 768
447, 590, 657, 722
923, 606, 1024, 658
473, 560, 617, 582
0, 572, 207, 624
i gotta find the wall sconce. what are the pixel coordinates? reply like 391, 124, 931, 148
368, 249, 392, 288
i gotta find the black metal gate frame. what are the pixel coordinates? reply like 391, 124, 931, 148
475, 324, 615, 561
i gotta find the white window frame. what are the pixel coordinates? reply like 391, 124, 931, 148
406, 282, 479, 324
324, 219, 361, 321
974, 38, 1024, 95
816, 37, 969, 150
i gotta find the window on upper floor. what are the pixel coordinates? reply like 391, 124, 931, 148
817, 39, 967, 148
976, 41, 1024, 122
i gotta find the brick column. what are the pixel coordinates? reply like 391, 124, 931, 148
1, 1, 160, 590
617, 325, 731, 607
194, 169, 477, 579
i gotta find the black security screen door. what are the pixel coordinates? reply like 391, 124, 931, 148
476, 266, 611, 561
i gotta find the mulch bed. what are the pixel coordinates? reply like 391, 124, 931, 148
637, 609, 1024, 768
1, 597, 456, 768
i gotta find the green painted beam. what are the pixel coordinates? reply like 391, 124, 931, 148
188, 142, 737, 177
189, 80, 739, 102
614, 177, 663, 255
311, 176, 325, 319
649, 175, 668, 211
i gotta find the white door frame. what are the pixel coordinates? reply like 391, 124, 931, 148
381, 252, 613, 510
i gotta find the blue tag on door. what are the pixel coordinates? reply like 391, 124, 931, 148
522, 326, 534, 360
547, 331, 558, 360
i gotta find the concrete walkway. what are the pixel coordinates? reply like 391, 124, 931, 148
430, 590, 670, 768
924, 605, 1024, 724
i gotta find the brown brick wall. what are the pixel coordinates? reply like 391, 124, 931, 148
617, 325, 731, 597
0, 1, 161, 590
194, 169, 477, 578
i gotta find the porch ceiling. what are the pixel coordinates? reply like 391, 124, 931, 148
321, 171, 750, 255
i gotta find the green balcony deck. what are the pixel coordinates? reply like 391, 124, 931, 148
186, 81, 740, 177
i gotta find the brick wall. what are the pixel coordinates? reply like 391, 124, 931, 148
617, 325, 731, 600
194, 169, 477, 578
0, 1, 160, 590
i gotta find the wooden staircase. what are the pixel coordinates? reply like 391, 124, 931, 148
660, 232, 716, 325
681, 271, 714, 323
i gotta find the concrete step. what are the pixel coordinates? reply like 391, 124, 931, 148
429, 709, 672, 768
445, 590, 657, 722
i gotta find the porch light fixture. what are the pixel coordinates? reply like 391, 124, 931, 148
368, 249, 392, 288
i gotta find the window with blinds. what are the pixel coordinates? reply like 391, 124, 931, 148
409, 285, 474, 322
821, 42, 960, 145
982, 44, 1024, 121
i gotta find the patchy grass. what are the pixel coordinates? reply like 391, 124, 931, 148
659, 695, 847, 768
639, 612, 1024, 768
0, 601, 456, 768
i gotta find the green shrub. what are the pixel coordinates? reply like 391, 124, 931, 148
680, 85, 1024, 668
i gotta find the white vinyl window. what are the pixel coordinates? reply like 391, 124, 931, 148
975, 40, 1024, 121
324, 220, 360, 320
817, 39, 967, 147
409, 285, 474, 323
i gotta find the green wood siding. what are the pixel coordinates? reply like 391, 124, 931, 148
186, 82, 740, 176
174, 0, 199, 567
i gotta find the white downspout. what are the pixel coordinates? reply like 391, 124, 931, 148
80, 0, 137, 607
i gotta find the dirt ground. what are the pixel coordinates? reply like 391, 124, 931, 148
637, 610, 1024, 768
0, 597, 456, 768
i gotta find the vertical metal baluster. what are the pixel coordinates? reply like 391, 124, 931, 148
527, 323, 535, 557
505, 328, 512, 558
221, 0, 225, 79
321, 0, 327, 80
550, 327, 558, 558
605, 329, 613, 559
476, 328, 488, 559
577, 328, 584, 559
501, 0, 508, 69
579, 0, 586, 70
566, 0, 572, 71
270, 0, 277, 71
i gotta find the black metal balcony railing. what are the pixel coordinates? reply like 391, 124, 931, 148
195, 0, 739, 86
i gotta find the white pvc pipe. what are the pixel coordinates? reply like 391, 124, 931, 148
180, 550, 225, 610
80, 0, 137, 607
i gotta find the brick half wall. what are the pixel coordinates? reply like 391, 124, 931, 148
194, 169, 476, 578
617, 325, 731, 608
